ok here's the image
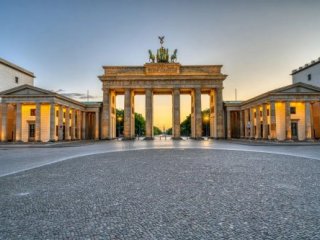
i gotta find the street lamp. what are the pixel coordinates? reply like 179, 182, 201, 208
204, 115, 209, 139
117, 116, 122, 138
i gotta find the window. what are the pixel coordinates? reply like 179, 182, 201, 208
63, 112, 66, 118
267, 109, 270, 116
56, 110, 59, 117
307, 74, 312, 81
290, 107, 296, 114
56, 126, 58, 137
30, 109, 36, 116
260, 111, 262, 117
15, 76, 19, 84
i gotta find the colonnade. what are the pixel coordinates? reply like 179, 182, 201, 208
227, 101, 316, 141
101, 87, 225, 140
0, 102, 100, 142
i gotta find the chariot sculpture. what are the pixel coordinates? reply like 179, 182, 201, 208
148, 36, 178, 63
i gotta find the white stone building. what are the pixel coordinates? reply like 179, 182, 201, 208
292, 57, 320, 88
0, 58, 35, 92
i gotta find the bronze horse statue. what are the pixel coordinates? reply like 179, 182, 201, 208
171, 49, 178, 63
148, 50, 155, 63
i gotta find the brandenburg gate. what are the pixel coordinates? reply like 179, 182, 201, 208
99, 37, 227, 140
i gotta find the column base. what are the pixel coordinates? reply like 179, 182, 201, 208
144, 137, 154, 140
122, 137, 135, 141
191, 137, 204, 140
172, 137, 183, 140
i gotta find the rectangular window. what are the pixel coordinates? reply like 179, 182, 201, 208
56, 110, 59, 117
267, 109, 270, 116
290, 107, 296, 114
56, 126, 58, 137
254, 112, 256, 118
63, 112, 66, 118
308, 74, 312, 81
260, 111, 262, 117
30, 109, 36, 116
15, 76, 19, 84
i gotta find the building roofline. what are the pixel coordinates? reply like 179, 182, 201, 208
0, 58, 35, 78
239, 82, 320, 106
291, 57, 320, 75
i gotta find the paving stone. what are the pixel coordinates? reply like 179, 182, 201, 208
0, 149, 320, 239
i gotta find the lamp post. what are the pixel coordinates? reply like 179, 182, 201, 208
204, 115, 209, 139
117, 116, 122, 139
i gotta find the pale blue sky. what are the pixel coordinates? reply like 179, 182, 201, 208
1, 0, 320, 108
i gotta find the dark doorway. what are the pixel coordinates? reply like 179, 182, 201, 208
28, 123, 35, 141
291, 122, 298, 139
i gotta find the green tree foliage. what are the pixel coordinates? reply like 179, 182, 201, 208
179, 108, 211, 136
135, 113, 145, 136
115, 108, 211, 137
153, 126, 162, 135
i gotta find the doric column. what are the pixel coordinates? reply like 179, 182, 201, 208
191, 91, 195, 138
262, 103, 268, 139
124, 89, 134, 139
82, 111, 86, 140
77, 110, 81, 140
1, 103, 8, 142
255, 106, 261, 139
244, 109, 249, 138
58, 105, 64, 141
270, 101, 276, 140
71, 108, 76, 140
15, 103, 22, 142
216, 87, 224, 138
101, 89, 110, 139
145, 88, 153, 139
95, 110, 99, 140
35, 103, 41, 141
65, 107, 70, 140
209, 89, 216, 138
305, 102, 313, 140
239, 110, 244, 138
49, 103, 56, 141
226, 110, 231, 139
172, 88, 181, 139
250, 107, 255, 138
194, 88, 202, 139
285, 101, 291, 140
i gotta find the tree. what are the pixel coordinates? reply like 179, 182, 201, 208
153, 126, 162, 135
135, 113, 145, 136
179, 108, 211, 137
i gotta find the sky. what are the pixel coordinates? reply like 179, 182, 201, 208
1, 0, 320, 128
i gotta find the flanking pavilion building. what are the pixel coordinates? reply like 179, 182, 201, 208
0, 84, 101, 142
225, 83, 320, 141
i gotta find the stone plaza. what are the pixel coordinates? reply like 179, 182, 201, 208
1, 140, 320, 239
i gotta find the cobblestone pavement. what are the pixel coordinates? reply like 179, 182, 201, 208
1, 139, 320, 177
1, 149, 320, 239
